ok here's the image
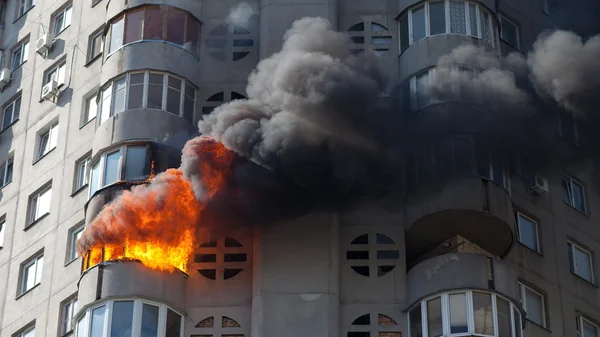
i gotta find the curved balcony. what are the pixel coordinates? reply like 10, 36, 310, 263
76, 262, 186, 337
403, 175, 515, 263
107, 0, 202, 20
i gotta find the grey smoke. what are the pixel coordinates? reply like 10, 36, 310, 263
225, 2, 258, 28
200, 17, 394, 196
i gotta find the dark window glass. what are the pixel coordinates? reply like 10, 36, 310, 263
197, 269, 216, 279
224, 268, 243, 279
141, 304, 159, 337
409, 305, 423, 337
183, 85, 195, 123
351, 36, 365, 44
378, 265, 395, 276
167, 9, 185, 45
231, 92, 246, 100
186, 18, 200, 54
165, 309, 181, 337
110, 301, 134, 337
166, 76, 182, 115
351, 314, 370, 325
412, 6, 426, 42
124, 146, 147, 180
400, 15, 409, 52
351, 234, 368, 245
377, 250, 399, 259
125, 8, 144, 44
376, 233, 394, 244
430, 2, 446, 35
224, 237, 243, 247
427, 297, 443, 337
194, 254, 216, 263
127, 73, 144, 109
147, 73, 164, 109
346, 251, 369, 260
347, 333, 370, 337
348, 23, 364, 32
224, 253, 247, 262
351, 266, 369, 276
233, 39, 253, 47
233, 51, 249, 61
144, 7, 164, 40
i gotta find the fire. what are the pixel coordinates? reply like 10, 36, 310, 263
78, 137, 235, 273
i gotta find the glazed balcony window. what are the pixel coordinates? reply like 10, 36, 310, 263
97, 71, 196, 125
407, 136, 509, 190
75, 299, 183, 337
398, 0, 497, 53
89, 144, 149, 197
408, 290, 523, 337
105, 5, 201, 58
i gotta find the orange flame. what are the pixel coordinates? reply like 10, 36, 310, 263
78, 137, 235, 273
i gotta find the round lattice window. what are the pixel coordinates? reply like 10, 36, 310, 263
205, 24, 254, 61
347, 22, 392, 56
193, 316, 245, 337
201, 91, 247, 115
347, 313, 402, 337
346, 233, 399, 277
194, 237, 248, 280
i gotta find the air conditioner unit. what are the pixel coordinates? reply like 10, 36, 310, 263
530, 175, 549, 194
0, 68, 11, 89
42, 80, 59, 100
36, 33, 53, 55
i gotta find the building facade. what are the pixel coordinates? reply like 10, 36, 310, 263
0, 0, 597, 337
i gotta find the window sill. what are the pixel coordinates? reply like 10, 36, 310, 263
526, 319, 551, 332
0, 119, 19, 135
562, 201, 590, 218
84, 54, 102, 67
13, 6, 35, 24
53, 25, 70, 39
71, 184, 88, 197
11, 61, 26, 72
24, 212, 50, 231
571, 272, 597, 287
15, 283, 40, 300
516, 241, 543, 256
64, 256, 79, 267
32, 147, 57, 165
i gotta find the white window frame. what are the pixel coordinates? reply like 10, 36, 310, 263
578, 314, 600, 337
408, 290, 523, 337
561, 175, 587, 213
11, 39, 29, 71
17, 0, 35, 17
52, 3, 73, 36
97, 71, 196, 127
67, 223, 84, 263
44, 60, 67, 86
399, 0, 497, 53
0, 157, 13, 188
516, 212, 540, 253
87, 27, 104, 62
3, 95, 21, 130
61, 296, 78, 335
568, 241, 595, 284
88, 145, 149, 197
28, 185, 52, 225
15, 325, 35, 337
0, 217, 5, 248
499, 14, 520, 49
75, 155, 91, 191
82, 93, 98, 126
74, 299, 184, 337
19, 253, 43, 295
37, 123, 59, 160
518, 282, 546, 327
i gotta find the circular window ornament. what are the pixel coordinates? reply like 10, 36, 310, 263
346, 233, 399, 277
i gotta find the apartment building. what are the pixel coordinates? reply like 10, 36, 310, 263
0, 0, 597, 337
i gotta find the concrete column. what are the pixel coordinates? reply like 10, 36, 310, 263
259, 0, 339, 58
251, 212, 340, 337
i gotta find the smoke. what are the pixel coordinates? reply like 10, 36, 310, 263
225, 1, 258, 28
200, 17, 398, 198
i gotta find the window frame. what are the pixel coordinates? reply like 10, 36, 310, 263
43, 59, 67, 87
499, 14, 520, 50
577, 314, 600, 337
60, 295, 78, 336
19, 252, 43, 295
74, 154, 91, 192
16, 0, 35, 19
407, 290, 523, 337
67, 223, 85, 264
10, 38, 29, 71
14, 324, 35, 337
561, 175, 587, 214
558, 112, 579, 146
515, 212, 541, 253
27, 183, 52, 226
88, 144, 150, 197
52, 3, 73, 36
87, 27, 104, 64
36, 122, 59, 160
568, 241, 595, 284
398, 0, 497, 54
518, 282, 546, 328
0, 216, 5, 248
2, 94, 22, 130
0, 156, 13, 188
82, 92, 98, 127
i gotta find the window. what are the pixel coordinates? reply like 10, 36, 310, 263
75, 299, 182, 337
89, 145, 149, 196
561, 175, 586, 213
409, 290, 522, 337
105, 5, 202, 57
0, 217, 5, 248
28, 184, 52, 225
346, 233, 399, 277
19, 252, 43, 294
87, 28, 103, 62
500, 15, 520, 49
37, 123, 59, 159
206, 24, 254, 61
60, 296, 78, 335
75, 155, 91, 191
346, 313, 401, 337
11, 39, 29, 71
518, 283, 546, 327
568, 242, 594, 283
52, 3, 72, 36
97, 71, 196, 125
68, 223, 84, 262
399, 1, 497, 53
577, 315, 599, 337
201, 91, 246, 116
0, 157, 13, 188
44, 60, 67, 86
3, 95, 21, 130
17, 0, 35, 17
516, 212, 540, 253
195, 237, 248, 280
83, 94, 97, 125
347, 22, 392, 56
558, 112, 578, 145
14, 325, 35, 337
